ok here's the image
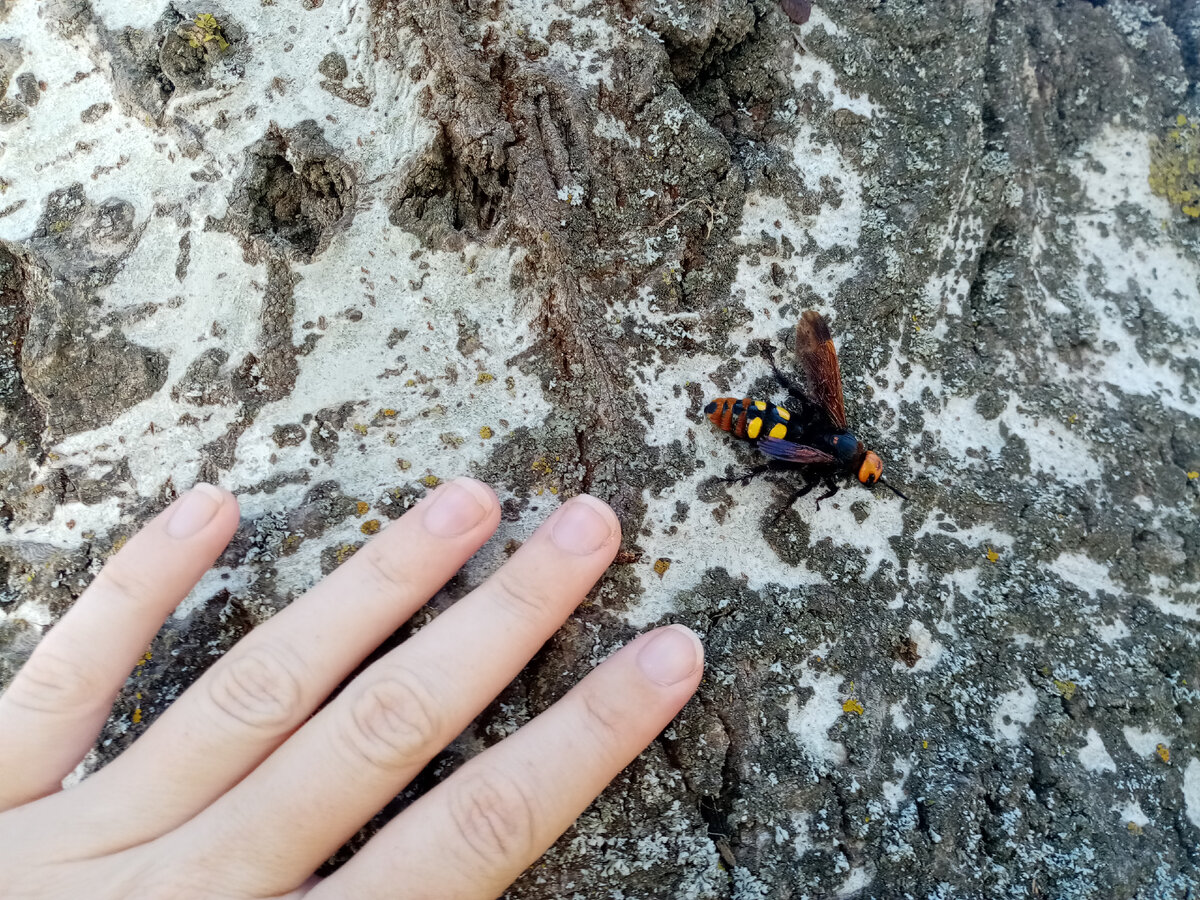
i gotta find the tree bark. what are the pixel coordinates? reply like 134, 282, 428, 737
2, 0, 1199, 896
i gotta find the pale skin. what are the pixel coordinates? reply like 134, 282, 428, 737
0, 478, 705, 899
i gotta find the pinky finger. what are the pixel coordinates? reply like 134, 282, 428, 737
308, 625, 704, 900
0, 484, 239, 809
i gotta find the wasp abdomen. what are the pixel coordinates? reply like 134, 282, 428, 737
705, 397, 793, 442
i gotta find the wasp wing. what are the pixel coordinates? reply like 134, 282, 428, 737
795, 310, 848, 431
758, 437, 837, 465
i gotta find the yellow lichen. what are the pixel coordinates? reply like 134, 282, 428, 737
531, 457, 553, 476
380, 408, 397, 417
653, 558, 671, 578
360, 519, 381, 536
335, 543, 358, 565
1053, 679, 1076, 700
842, 698, 864, 716
352, 423, 368, 436
421, 475, 441, 488
1149, 115, 1200, 217
985, 546, 1000, 563
1156, 743, 1170, 764
480, 425, 493, 439
396, 458, 411, 470
355, 501, 369, 516
476, 372, 494, 384
1127, 821, 1143, 835
184, 13, 230, 52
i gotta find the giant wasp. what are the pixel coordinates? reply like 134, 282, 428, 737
705, 310, 907, 510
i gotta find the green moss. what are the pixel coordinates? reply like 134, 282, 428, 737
1149, 114, 1200, 218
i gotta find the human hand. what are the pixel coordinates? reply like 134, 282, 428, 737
0, 479, 704, 898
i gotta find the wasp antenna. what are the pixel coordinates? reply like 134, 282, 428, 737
879, 478, 908, 501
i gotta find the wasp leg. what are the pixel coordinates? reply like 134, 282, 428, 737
762, 344, 808, 398
770, 479, 818, 524
813, 480, 840, 511
720, 463, 774, 487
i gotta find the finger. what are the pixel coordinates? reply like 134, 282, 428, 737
312, 625, 705, 900
43, 478, 501, 851
169, 495, 620, 897
0, 484, 238, 811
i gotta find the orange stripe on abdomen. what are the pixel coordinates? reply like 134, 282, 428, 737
733, 397, 752, 438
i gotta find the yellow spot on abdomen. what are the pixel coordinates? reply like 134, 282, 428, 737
776, 406, 791, 420
769, 423, 788, 439
747, 417, 763, 439
754, 400, 767, 410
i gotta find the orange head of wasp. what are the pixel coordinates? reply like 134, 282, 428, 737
857, 450, 908, 500
857, 451, 883, 486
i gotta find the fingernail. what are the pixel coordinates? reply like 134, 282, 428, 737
551, 496, 615, 555
424, 479, 492, 537
166, 483, 225, 538
637, 625, 703, 686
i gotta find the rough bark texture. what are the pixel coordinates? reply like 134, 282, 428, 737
2, 1, 1199, 897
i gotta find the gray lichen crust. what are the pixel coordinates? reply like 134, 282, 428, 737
2, 1, 1199, 898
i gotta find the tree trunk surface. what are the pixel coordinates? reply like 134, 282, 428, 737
2, 0, 1199, 896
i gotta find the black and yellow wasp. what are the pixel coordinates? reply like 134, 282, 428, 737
705, 310, 906, 510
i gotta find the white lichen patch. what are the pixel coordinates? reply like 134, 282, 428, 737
1095, 617, 1131, 644
506, 1, 618, 89
924, 177, 985, 325
1078, 728, 1118, 774
734, 190, 861, 300
881, 753, 915, 812
991, 678, 1038, 743
914, 507, 1016, 555
1184, 759, 1200, 828
1041, 552, 1120, 597
175, 564, 255, 620
791, 28, 879, 120
1143, 574, 1200, 623
836, 864, 874, 898
1068, 126, 1200, 417
890, 701, 912, 732
1122, 725, 1169, 759
786, 668, 848, 767
1115, 799, 1150, 829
